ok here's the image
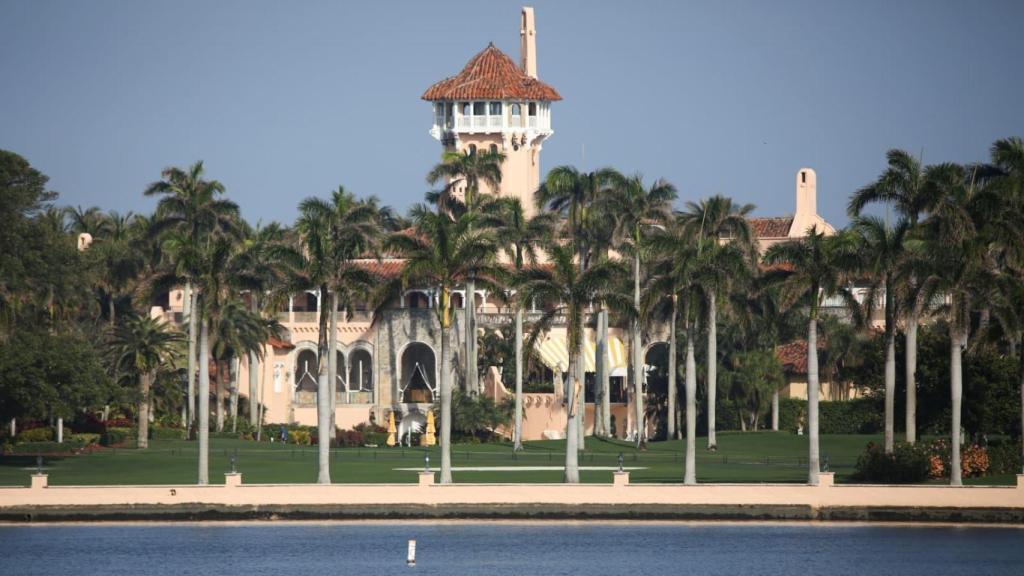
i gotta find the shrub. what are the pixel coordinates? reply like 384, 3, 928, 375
336, 430, 364, 447
819, 398, 882, 434
289, 429, 312, 445
69, 433, 100, 446
986, 439, 1022, 475
854, 441, 931, 484
362, 431, 387, 446
11, 440, 86, 454
960, 444, 990, 478
101, 427, 136, 447
103, 418, 134, 428
16, 427, 53, 443
150, 427, 186, 440
777, 398, 806, 433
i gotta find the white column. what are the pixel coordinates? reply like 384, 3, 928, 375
57, 418, 63, 443
288, 295, 294, 323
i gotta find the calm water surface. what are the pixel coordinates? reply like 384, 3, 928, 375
1, 522, 1022, 576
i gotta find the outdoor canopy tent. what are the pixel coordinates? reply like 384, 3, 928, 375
533, 335, 628, 376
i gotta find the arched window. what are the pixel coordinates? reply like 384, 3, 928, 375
348, 349, 373, 394
467, 144, 477, 156
489, 144, 498, 155
400, 343, 437, 403
294, 349, 319, 405
511, 103, 521, 116
528, 102, 537, 116
451, 292, 464, 310
335, 350, 347, 397
407, 291, 431, 309
460, 102, 470, 116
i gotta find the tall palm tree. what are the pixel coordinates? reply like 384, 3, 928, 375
764, 227, 861, 484
680, 195, 755, 449
145, 161, 237, 429
111, 314, 183, 449
518, 242, 632, 483
209, 299, 268, 432
427, 149, 504, 396
298, 188, 382, 436
537, 166, 623, 440
491, 197, 554, 451
385, 205, 501, 484
917, 163, 997, 485
609, 174, 676, 446
848, 149, 935, 444
852, 215, 911, 453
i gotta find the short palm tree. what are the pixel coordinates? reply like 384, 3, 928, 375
680, 195, 755, 449
111, 314, 183, 449
385, 205, 501, 484
427, 149, 504, 396
764, 227, 861, 484
609, 174, 676, 447
852, 215, 911, 453
491, 197, 554, 451
518, 242, 632, 483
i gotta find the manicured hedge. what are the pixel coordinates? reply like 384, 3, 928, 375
853, 441, 931, 483
16, 427, 54, 443
819, 398, 883, 434
150, 427, 186, 440
69, 433, 100, 446
101, 427, 136, 447
10, 439, 86, 454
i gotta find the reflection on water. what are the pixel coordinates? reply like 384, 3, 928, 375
2, 521, 1023, 576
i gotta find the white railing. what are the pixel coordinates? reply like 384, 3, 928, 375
528, 116, 538, 129
473, 116, 486, 129
457, 117, 471, 129
489, 115, 502, 128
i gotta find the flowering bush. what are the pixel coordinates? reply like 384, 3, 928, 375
853, 441, 931, 484
336, 430, 365, 447
289, 429, 312, 445
960, 444, 990, 478
928, 455, 945, 479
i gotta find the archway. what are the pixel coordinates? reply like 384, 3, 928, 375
400, 342, 437, 403
335, 350, 348, 400
348, 348, 373, 403
294, 349, 319, 405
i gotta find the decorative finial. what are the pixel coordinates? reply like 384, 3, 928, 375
425, 453, 431, 472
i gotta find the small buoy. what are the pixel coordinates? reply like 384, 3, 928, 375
407, 539, 416, 566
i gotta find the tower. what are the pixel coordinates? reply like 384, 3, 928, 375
422, 7, 561, 218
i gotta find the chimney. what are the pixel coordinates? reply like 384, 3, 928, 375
795, 167, 817, 219
520, 7, 537, 78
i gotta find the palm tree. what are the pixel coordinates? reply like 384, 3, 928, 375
608, 174, 676, 446
111, 314, 183, 449
916, 163, 996, 485
209, 299, 268, 432
680, 195, 755, 449
537, 166, 624, 439
517, 242, 632, 483
491, 197, 554, 451
764, 227, 861, 484
645, 219, 705, 483
427, 149, 504, 396
848, 150, 935, 444
385, 205, 501, 484
145, 161, 238, 429
298, 188, 382, 436
852, 215, 911, 453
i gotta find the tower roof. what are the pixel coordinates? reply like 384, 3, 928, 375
422, 44, 561, 101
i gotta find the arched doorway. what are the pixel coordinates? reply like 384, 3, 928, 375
644, 342, 670, 440
294, 349, 319, 405
348, 348, 373, 403
335, 350, 347, 401
400, 342, 437, 403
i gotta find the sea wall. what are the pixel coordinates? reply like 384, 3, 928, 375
2, 472, 1023, 523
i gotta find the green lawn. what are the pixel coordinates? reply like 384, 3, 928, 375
0, 432, 1015, 487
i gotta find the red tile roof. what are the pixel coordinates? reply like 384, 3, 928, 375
267, 336, 295, 350
422, 44, 562, 101
749, 217, 793, 239
354, 259, 404, 280
775, 339, 825, 375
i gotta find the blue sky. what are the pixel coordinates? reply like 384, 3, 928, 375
2, 0, 1022, 228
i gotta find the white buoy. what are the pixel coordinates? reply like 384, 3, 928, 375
407, 539, 416, 566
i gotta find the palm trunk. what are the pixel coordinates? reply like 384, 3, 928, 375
684, 321, 697, 485
186, 282, 197, 426
249, 295, 260, 427
599, 309, 611, 437
513, 305, 524, 451
564, 332, 581, 484
328, 291, 338, 432
229, 356, 239, 433
905, 306, 919, 444
316, 285, 331, 485
667, 295, 678, 440
950, 325, 964, 486
771, 389, 779, 431
807, 313, 821, 485
138, 373, 150, 449
632, 252, 643, 447
884, 330, 896, 453
707, 291, 717, 449
1020, 337, 1024, 475
108, 296, 115, 328
198, 316, 210, 485
594, 308, 607, 437
216, 361, 226, 432
465, 276, 477, 394
440, 320, 453, 484
577, 337, 585, 451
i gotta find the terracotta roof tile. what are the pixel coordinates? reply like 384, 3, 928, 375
775, 339, 825, 375
749, 217, 793, 239
267, 336, 295, 350
422, 44, 561, 101
354, 259, 404, 280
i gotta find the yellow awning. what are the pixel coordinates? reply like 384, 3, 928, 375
534, 335, 627, 374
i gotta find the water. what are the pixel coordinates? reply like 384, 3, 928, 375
1, 521, 1022, 575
